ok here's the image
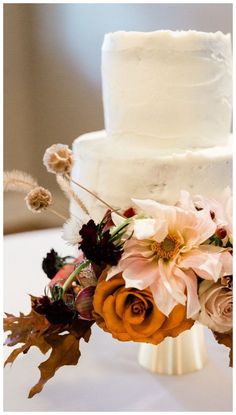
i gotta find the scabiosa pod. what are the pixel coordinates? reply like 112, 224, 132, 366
25, 186, 53, 213
43, 144, 73, 175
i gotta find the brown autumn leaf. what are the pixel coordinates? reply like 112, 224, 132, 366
28, 321, 93, 398
4, 306, 51, 366
213, 330, 233, 367
4, 296, 94, 398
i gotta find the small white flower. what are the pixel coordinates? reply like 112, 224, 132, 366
62, 216, 85, 245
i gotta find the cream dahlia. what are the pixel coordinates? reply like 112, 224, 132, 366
107, 195, 228, 318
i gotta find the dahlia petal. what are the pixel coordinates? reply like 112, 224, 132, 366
180, 249, 222, 281
122, 240, 153, 259
131, 198, 176, 224
158, 260, 186, 305
124, 278, 148, 290
150, 280, 177, 317
173, 209, 196, 235
122, 259, 158, 289
174, 267, 201, 318
173, 207, 215, 247
177, 190, 195, 211
133, 218, 157, 239
152, 222, 169, 242
220, 251, 233, 276
111, 212, 129, 227
133, 218, 167, 241
194, 208, 217, 244
106, 264, 123, 281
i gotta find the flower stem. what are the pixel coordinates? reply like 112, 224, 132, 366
48, 208, 67, 221
61, 260, 91, 296
65, 174, 118, 213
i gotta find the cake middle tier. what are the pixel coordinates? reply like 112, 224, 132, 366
71, 130, 232, 222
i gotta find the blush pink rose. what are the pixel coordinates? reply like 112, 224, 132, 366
197, 280, 232, 333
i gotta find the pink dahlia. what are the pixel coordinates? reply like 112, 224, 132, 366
107, 196, 227, 318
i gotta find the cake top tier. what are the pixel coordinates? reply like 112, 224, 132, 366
103, 30, 231, 52
102, 30, 232, 149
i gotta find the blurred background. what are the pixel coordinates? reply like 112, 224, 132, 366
4, 3, 232, 234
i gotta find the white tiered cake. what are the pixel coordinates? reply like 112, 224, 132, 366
71, 30, 232, 222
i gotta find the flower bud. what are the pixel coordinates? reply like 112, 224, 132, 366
216, 227, 227, 240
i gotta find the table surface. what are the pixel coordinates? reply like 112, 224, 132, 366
4, 228, 233, 412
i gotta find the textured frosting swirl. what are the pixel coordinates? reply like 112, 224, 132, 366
102, 30, 232, 149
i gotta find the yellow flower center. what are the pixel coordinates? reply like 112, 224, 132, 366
151, 235, 181, 260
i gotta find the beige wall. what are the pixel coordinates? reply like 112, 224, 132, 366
4, 3, 232, 233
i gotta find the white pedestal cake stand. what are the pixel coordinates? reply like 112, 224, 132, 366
138, 323, 207, 375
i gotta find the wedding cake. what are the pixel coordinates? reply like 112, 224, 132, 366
71, 30, 232, 221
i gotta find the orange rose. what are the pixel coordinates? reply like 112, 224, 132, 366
93, 271, 194, 344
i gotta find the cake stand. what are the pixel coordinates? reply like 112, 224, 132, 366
138, 322, 207, 375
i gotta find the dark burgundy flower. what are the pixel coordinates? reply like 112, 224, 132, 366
79, 220, 98, 244
42, 249, 65, 280
79, 219, 123, 266
33, 296, 76, 325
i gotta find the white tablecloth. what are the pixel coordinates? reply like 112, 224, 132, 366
4, 229, 233, 411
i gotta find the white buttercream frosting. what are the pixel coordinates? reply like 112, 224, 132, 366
71, 131, 232, 222
102, 30, 232, 149
71, 30, 232, 222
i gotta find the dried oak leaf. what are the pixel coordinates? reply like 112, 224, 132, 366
4, 304, 51, 366
213, 330, 233, 367
4, 297, 93, 398
28, 320, 93, 398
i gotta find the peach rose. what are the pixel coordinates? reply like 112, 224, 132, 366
93, 271, 194, 344
197, 280, 232, 333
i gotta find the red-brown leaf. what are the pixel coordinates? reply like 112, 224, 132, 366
28, 333, 81, 398
4, 304, 51, 363
4, 296, 94, 398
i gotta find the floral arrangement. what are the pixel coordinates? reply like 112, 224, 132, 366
4, 144, 233, 398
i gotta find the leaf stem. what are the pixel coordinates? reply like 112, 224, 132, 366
110, 218, 131, 237
61, 260, 91, 296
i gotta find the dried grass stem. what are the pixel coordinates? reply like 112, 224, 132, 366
66, 174, 115, 212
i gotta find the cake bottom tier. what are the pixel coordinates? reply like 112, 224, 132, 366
71, 130, 232, 221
